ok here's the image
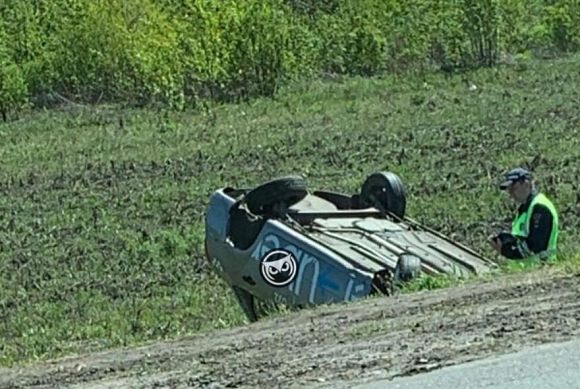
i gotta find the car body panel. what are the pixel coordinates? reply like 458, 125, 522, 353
205, 189, 373, 308
307, 216, 492, 276
205, 183, 497, 319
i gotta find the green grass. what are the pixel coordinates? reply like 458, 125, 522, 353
1, 54, 580, 367
401, 252, 580, 294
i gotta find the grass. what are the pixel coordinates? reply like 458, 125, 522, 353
401, 252, 580, 294
1, 53, 580, 367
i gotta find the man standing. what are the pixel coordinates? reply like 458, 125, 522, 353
489, 167, 559, 262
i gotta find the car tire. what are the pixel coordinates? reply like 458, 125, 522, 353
394, 254, 422, 285
360, 171, 407, 219
231, 286, 259, 322
244, 175, 308, 215
231, 286, 282, 323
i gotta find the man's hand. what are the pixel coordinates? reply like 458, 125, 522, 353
488, 234, 502, 253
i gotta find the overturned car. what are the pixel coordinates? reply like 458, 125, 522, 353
204, 172, 497, 322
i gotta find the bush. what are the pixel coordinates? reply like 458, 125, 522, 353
175, 0, 302, 102
0, 23, 28, 119
0, 0, 578, 110
544, 0, 580, 52
46, 0, 184, 107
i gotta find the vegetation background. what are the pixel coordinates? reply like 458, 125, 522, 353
1, 0, 579, 113
1, 0, 579, 367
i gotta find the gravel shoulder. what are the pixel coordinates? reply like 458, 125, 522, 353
2, 269, 580, 388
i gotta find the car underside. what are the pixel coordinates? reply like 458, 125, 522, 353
205, 172, 498, 322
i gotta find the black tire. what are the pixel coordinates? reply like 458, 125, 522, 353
231, 286, 259, 322
360, 171, 407, 219
231, 286, 282, 323
244, 176, 308, 215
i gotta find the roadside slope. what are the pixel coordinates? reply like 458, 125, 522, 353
2, 268, 580, 388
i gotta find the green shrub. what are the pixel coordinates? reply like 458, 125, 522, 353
497, 0, 580, 53
544, 0, 580, 52
0, 0, 579, 109
0, 23, 28, 119
461, 0, 501, 66
315, 0, 390, 76
48, 0, 184, 106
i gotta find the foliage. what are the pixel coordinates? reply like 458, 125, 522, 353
0, 0, 578, 110
0, 12, 28, 118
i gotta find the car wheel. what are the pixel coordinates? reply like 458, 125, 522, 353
231, 286, 282, 323
394, 254, 422, 285
244, 176, 308, 215
360, 171, 406, 219
231, 286, 259, 322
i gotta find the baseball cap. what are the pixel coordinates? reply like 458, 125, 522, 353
499, 167, 533, 190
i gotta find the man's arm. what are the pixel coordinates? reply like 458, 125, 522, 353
500, 204, 553, 259
525, 204, 553, 253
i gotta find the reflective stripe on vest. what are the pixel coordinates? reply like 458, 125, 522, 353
510, 192, 559, 261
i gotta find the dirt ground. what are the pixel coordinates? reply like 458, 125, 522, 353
2, 269, 580, 389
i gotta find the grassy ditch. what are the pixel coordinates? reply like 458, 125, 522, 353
1, 54, 579, 366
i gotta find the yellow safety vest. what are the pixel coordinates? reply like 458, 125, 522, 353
511, 192, 559, 261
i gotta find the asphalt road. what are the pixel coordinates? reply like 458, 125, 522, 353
355, 338, 580, 389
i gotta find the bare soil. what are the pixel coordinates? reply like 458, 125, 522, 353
2, 269, 580, 389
